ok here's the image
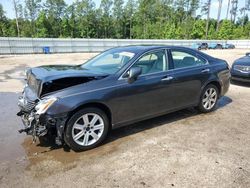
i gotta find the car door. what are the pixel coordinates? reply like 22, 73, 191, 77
112, 49, 177, 125
169, 49, 211, 109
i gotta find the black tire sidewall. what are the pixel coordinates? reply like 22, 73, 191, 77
64, 107, 109, 151
198, 84, 219, 113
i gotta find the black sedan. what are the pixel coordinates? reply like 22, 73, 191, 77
231, 53, 250, 82
17, 46, 230, 151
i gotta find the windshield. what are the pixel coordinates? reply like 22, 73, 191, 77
81, 48, 135, 74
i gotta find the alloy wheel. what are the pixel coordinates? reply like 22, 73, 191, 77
202, 88, 217, 110
71, 113, 104, 146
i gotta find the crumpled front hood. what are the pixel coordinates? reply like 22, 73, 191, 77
28, 64, 107, 82
26, 64, 109, 97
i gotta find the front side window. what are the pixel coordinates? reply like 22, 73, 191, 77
131, 50, 168, 75
171, 50, 207, 69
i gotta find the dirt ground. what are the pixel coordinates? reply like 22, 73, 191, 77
0, 49, 249, 188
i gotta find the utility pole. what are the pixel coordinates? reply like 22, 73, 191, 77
205, 0, 211, 39
231, 0, 238, 23
13, 0, 20, 37
216, 0, 223, 31
226, 0, 231, 20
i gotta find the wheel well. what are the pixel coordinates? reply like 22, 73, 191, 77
67, 102, 112, 129
207, 81, 221, 96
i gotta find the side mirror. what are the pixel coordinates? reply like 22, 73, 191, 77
246, 53, 250, 56
127, 67, 142, 84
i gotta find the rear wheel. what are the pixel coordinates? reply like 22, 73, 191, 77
198, 84, 219, 113
64, 107, 109, 151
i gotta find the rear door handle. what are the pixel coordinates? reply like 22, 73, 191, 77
161, 76, 174, 81
201, 68, 210, 73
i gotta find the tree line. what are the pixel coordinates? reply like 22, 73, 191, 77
0, 0, 250, 40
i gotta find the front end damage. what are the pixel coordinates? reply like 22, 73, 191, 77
17, 65, 107, 145
17, 87, 67, 145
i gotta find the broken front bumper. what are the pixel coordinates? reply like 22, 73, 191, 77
17, 94, 47, 140
17, 93, 68, 145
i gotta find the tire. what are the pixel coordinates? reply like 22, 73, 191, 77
64, 107, 109, 151
197, 84, 219, 113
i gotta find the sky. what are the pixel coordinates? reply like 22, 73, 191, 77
0, 0, 248, 20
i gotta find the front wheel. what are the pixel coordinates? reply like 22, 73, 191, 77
64, 108, 109, 151
198, 84, 219, 113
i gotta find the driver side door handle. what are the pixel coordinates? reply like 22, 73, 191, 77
201, 68, 210, 73
161, 76, 174, 81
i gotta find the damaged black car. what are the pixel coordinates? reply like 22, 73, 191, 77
17, 46, 230, 151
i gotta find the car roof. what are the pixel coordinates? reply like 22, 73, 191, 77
110, 45, 215, 61
111, 45, 193, 53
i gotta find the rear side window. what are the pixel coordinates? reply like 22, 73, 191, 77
171, 50, 207, 69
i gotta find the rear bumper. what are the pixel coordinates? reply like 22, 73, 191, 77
219, 70, 231, 97
221, 80, 230, 96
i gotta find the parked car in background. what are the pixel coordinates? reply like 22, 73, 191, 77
231, 52, 250, 82
17, 45, 231, 151
208, 43, 217, 49
208, 43, 223, 49
192, 43, 208, 50
223, 43, 235, 49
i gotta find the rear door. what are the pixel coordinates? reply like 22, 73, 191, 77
169, 49, 211, 108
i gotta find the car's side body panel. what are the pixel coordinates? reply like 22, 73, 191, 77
43, 47, 230, 128
17, 45, 230, 144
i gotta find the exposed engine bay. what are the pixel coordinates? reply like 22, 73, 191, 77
41, 77, 96, 96
17, 65, 107, 144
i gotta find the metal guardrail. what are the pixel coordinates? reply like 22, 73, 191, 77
0, 37, 249, 54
